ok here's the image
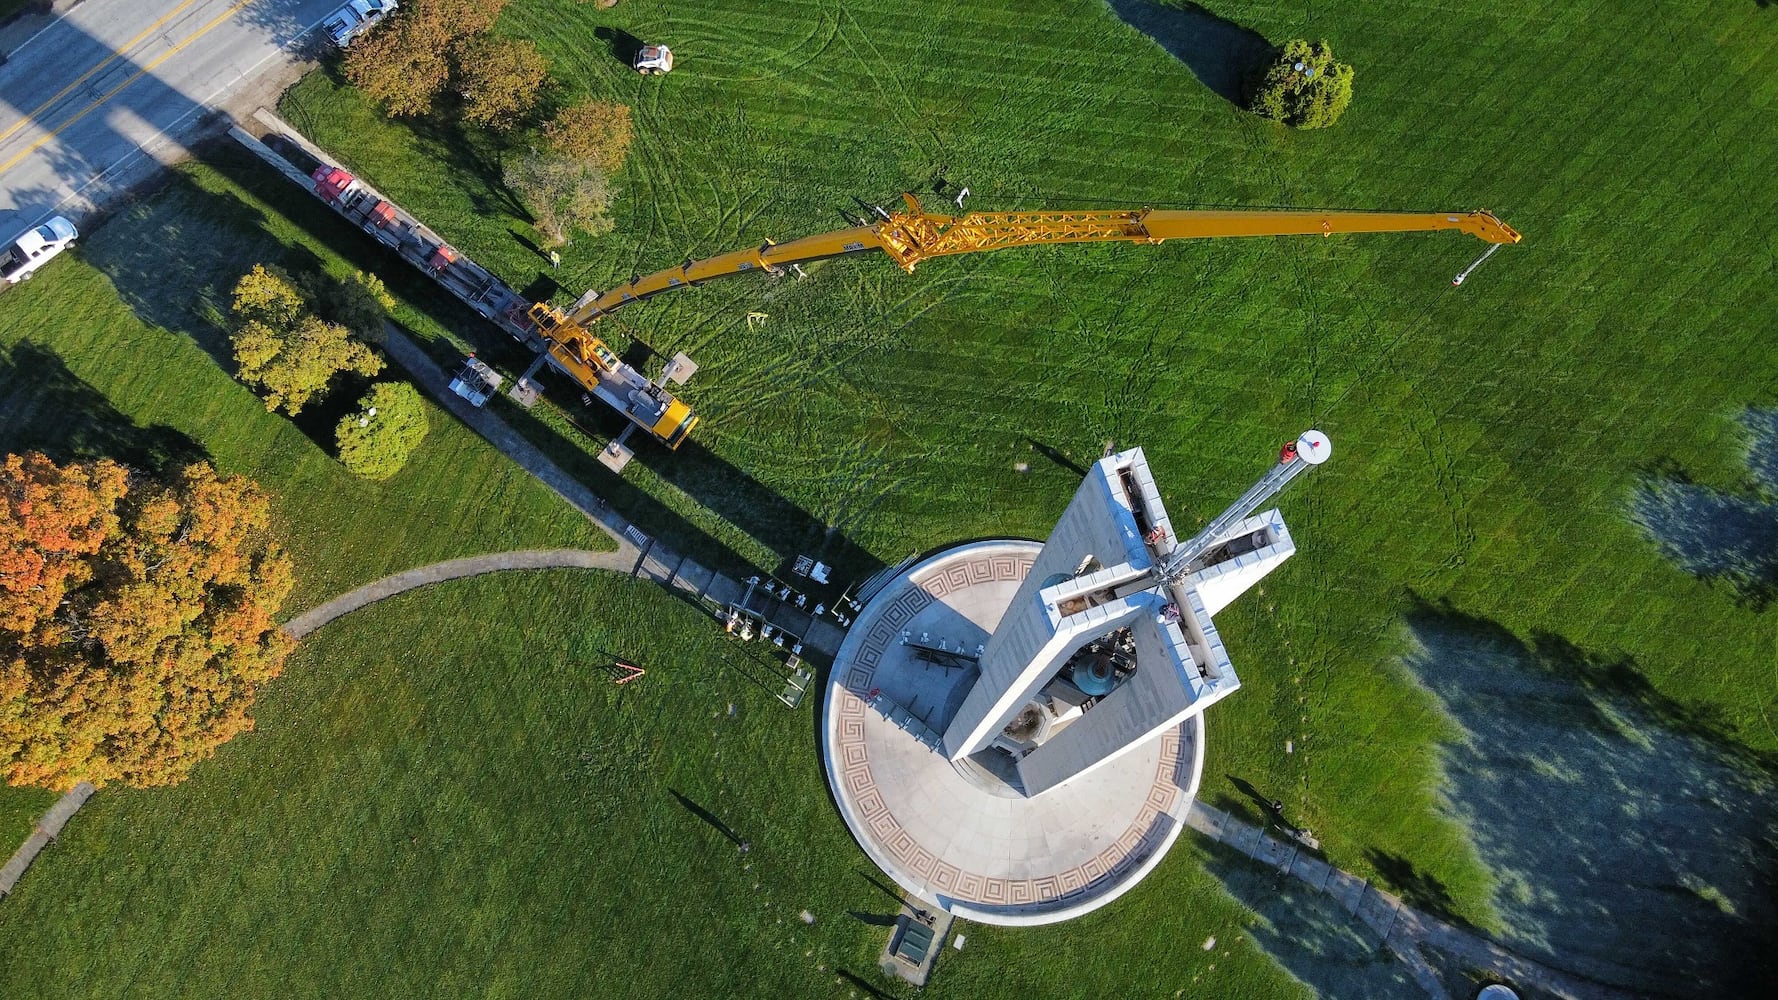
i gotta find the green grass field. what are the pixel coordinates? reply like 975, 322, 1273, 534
0, 160, 608, 841
0, 572, 1313, 998
3, 0, 1778, 995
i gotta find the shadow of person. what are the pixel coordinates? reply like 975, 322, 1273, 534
1104, 0, 1274, 105
668, 789, 748, 849
1025, 438, 1087, 476
593, 26, 644, 68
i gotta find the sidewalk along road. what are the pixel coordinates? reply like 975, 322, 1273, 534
0, 0, 340, 229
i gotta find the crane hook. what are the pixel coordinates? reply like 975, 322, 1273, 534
1452, 242, 1503, 286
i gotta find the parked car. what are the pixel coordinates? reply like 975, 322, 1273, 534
0, 216, 77, 285
322, 0, 397, 48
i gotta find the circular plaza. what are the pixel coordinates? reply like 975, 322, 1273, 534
820, 540, 1204, 926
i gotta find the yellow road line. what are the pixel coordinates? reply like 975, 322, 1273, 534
0, 0, 258, 175
0, 0, 206, 147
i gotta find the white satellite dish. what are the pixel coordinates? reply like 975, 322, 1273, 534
1296, 429, 1332, 465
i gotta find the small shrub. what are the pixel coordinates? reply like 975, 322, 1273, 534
452, 36, 551, 130
504, 151, 615, 246
1245, 39, 1354, 130
543, 100, 634, 173
335, 382, 431, 481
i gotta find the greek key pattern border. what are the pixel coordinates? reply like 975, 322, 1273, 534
835, 553, 1190, 912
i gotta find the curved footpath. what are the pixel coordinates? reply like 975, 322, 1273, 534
281, 548, 633, 639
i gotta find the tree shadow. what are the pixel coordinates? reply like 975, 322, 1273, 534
1399, 597, 1778, 995
593, 26, 644, 69
1103, 0, 1274, 105
403, 113, 530, 222
1202, 841, 1425, 1000
0, 341, 208, 474
1630, 408, 1778, 609
1363, 848, 1460, 927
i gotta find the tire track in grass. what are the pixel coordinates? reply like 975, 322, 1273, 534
832, 4, 936, 161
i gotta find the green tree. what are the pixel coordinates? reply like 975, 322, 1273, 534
229, 265, 383, 416
452, 36, 551, 130
504, 151, 615, 246
1245, 39, 1355, 129
342, 8, 455, 116
417, 0, 510, 37
302, 269, 395, 345
543, 100, 634, 173
335, 382, 431, 481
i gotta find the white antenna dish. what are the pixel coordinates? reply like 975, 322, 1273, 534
1296, 429, 1332, 465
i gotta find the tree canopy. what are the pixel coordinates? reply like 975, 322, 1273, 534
504, 151, 615, 246
335, 382, 432, 481
1245, 39, 1355, 130
453, 36, 550, 130
230, 264, 383, 416
1, 454, 295, 790
344, 0, 524, 119
544, 100, 634, 173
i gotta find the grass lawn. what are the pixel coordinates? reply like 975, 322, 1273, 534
0, 160, 609, 840
3, 0, 1778, 995
0, 572, 1306, 998
275, 0, 1778, 924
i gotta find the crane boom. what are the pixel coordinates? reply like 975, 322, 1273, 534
533, 195, 1520, 330
522, 195, 1519, 451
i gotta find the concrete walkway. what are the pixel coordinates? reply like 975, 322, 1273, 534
378, 324, 640, 553
372, 322, 847, 659
283, 548, 633, 639
0, 781, 95, 899
1185, 804, 1633, 1000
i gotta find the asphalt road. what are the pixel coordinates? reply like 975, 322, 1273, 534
0, 0, 340, 234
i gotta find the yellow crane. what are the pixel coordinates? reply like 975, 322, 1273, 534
531, 196, 1521, 449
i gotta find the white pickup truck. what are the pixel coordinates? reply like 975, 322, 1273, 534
322, 0, 397, 48
0, 216, 77, 285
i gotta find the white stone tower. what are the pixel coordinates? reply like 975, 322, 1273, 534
943, 431, 1330, 795
820, 431, 1330, 924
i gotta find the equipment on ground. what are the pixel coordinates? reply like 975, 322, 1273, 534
1, 216, 77, 285
235, 110, 1521, 464
634, 44, 673, 74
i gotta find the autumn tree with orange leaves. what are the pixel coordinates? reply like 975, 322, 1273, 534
0, 453, 294, 790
